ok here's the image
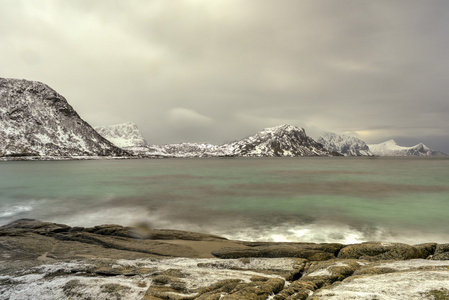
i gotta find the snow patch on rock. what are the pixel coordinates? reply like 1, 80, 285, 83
317, 132, 374, 156
368, 140, 446, 156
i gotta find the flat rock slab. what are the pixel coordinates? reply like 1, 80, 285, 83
2, 220, 449, 299
310, 260, 449, 299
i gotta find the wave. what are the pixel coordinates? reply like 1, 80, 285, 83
0, 205, 33, 219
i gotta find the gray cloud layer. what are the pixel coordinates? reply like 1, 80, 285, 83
1, 0, 449, 152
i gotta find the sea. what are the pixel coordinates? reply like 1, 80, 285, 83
1, 156, 448, 245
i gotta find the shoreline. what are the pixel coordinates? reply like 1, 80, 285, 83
1, 219, 449, 299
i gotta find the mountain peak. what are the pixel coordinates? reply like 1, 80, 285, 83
368, 140, 445, 156
317, 132, 373, 156
264, 124, 302, 131
0, 77, 127, 157
383, 139, 398, 145
95, 122, 148, 148
227, 125, 332, 157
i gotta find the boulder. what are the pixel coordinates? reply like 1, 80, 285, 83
432, 243, 449, 260
212, 243, 343, 260
337, 242, 423, 261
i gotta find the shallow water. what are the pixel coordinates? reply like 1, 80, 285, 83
1, 157, 448, 244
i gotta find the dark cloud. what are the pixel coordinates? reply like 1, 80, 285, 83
1, 0, 449, 152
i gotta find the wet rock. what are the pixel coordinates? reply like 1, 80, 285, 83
219, 277, 285, 300
337, 242, 423, 261
414, 243, 437, 259
0, 219, 71, 236
212, 243, 342, 260
432, 243, 449, 260
300, 259, 362, 288
195, 279, 242, 299
133, 228, 228, 241
273, 280, 318, 300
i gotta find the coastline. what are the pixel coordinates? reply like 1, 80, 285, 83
1, 219, 449, 299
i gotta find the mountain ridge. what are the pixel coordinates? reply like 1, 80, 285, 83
0, 78, 128, 157
317, 132, 374, 156
98, 123, 337, 158
368, 139, 446, 156
1, 77, 446, 158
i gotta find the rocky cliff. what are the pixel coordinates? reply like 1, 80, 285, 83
0, 78, 128, 157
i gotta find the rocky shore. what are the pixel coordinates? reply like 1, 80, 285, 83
1, 219, 449, 299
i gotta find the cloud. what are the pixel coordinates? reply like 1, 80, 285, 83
1, 0, 449, 152
168, 108, 214, 127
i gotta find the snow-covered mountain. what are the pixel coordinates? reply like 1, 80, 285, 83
142, 124, 335, 157
225, 124, 333, 157
367, 140, 446, 156
147, 143, 227, 158
0, 78, 128, 157
317, 132, 373, 156
95, 122, 148, 148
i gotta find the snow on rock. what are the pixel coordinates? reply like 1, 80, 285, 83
147, 142, 227, 158
105, 124, 335, 158
225, 124, 334, 157
94, 122, 147, 148
368, 139, 446, 156
317, 132, 374, 156
0, 78, 128, 157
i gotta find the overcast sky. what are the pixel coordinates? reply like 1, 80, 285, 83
1, 0, 449, 152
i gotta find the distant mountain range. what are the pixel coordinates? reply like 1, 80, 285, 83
367, 139, 446, 156
97, 123, 336, 158
317, 132, 374, 156
0, 78, 446, 159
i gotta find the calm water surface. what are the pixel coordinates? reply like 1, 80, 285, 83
1, 157, 448, 244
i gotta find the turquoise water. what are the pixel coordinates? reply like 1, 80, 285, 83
1, 157, 448, 244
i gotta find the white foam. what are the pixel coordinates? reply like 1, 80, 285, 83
0, 205, 32, 218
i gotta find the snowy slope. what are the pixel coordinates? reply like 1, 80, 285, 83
368, 140, 446, 156
95, 122, 148, 148
225, 124, 333, 157
0, 78, 128, 157
147, 143, 227, 158
317, 132, 373, 156
104, 124, 334, 157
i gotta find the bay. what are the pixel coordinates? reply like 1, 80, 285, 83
1, 157, 448, 244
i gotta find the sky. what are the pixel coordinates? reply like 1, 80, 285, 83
1, 0, 449, 153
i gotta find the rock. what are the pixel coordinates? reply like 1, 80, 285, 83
132, 227, 228, 241
273, 280, 318, 300
414, 243, 437, 259
300, 259, 362, 289
432, 243, 449, 260
2, 219, 449, 299
337, 242, 423, 261
212, 243, 343, 260
219, 277, 285, 300
310, 260, 449, 299
0, 219, 71, 236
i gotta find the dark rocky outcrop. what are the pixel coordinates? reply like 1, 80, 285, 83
212, 242, 343, 261
433, 243, 449, 260
337, 242, 423, 261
